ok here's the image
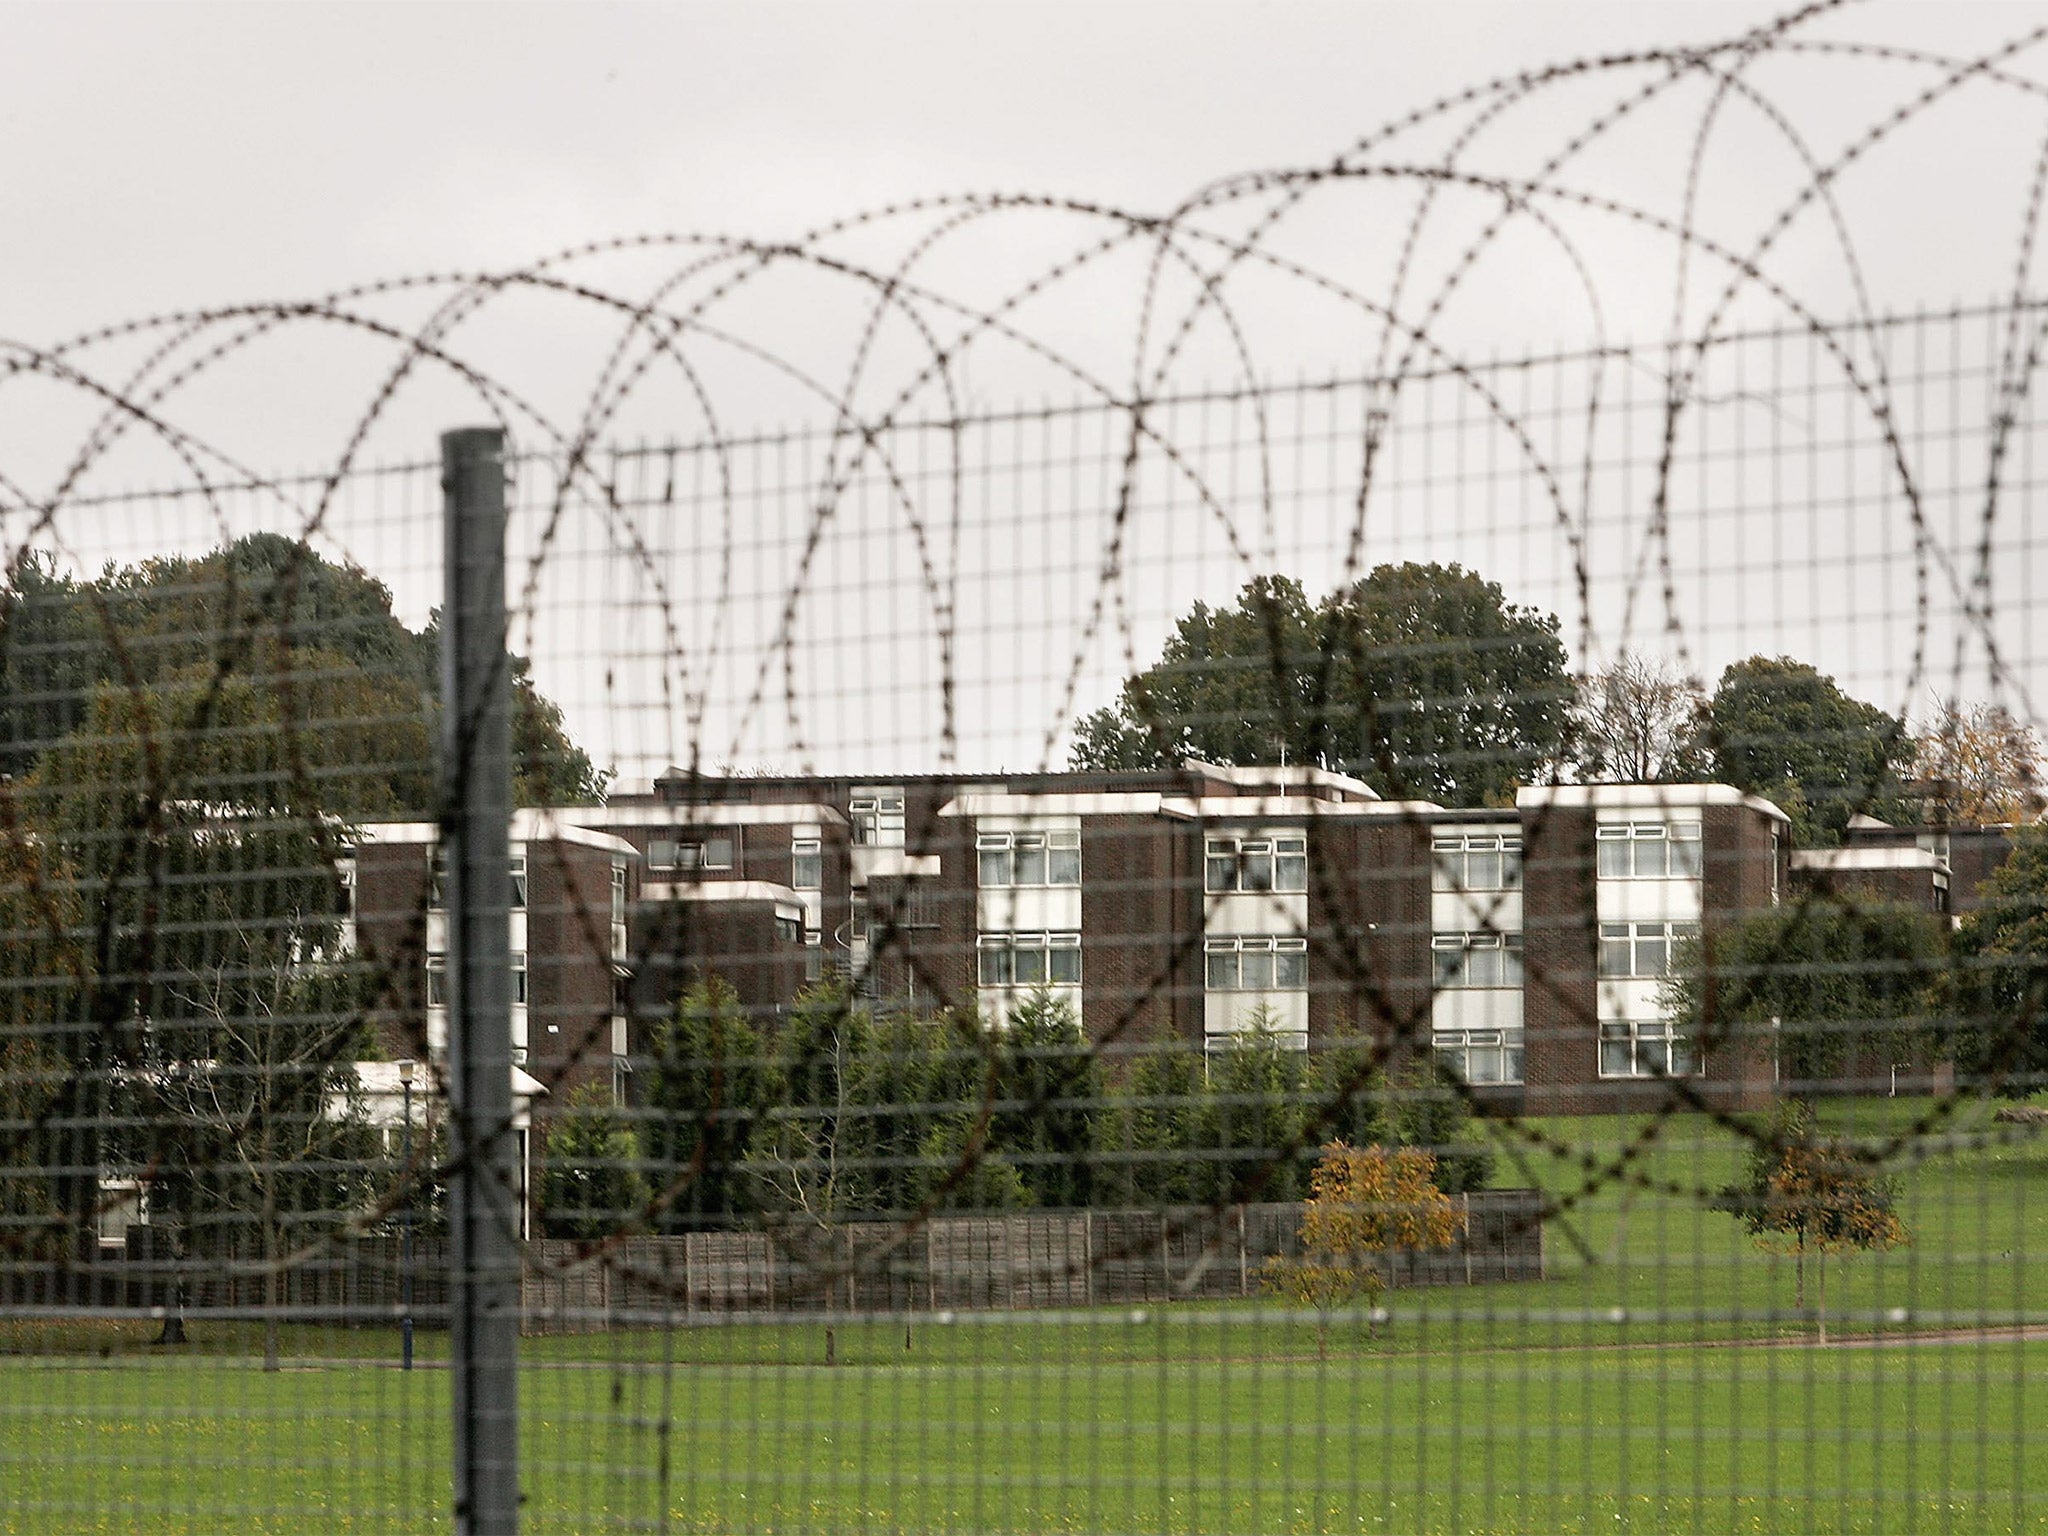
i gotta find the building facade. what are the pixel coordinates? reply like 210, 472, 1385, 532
347, 762, 2018, 1119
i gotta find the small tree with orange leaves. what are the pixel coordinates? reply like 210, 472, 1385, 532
1728, 1104, 1908, 1343
1261, 1141, 1465, 1354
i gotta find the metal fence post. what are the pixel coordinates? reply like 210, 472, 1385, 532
443, 427, 519, 1535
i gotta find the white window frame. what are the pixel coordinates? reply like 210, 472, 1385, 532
1599, 1019, 1701, 1079
649, 833, 735, 872
791, 837, 822, 890
509, 855, 527, 911
976, 828, 1081, 888
1434, 1026, 1525, 1085
426, 953, 447, 1009
1205, 834, 1308, 894
1596, 820, 1702, 880
977, 931, 1082, 987
849, 792, 905, 847
1203, 935, 1308, 991
1432, 930, 1525, 989
511, 950, 528, 1005
1432, 832, 1522, 892
1597, 920, 1700, 979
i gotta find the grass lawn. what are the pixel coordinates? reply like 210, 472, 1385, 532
1, 1099, 2042, 1532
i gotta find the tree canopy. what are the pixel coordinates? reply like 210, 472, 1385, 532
1702, 657, 1913, 845
1, 533, 609, 808
1955, 824, 2048, 1096
1071, 564, 1573, 807
1664, 898, 1953, 1095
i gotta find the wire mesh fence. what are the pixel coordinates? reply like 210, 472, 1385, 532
7, 7, 2048, 1532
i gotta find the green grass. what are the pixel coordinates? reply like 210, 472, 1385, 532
2, 1336, 2043, 1533
2, 1098, 2043, 1532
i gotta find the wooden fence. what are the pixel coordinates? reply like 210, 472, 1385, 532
1, 1193, 1544, 1333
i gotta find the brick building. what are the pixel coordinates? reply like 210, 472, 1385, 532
349, 764, 2022, 1121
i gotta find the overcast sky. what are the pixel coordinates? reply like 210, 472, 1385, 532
5, 2, 2045, 777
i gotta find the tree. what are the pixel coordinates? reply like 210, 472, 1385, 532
1703, 657, 1914, 845
1954, 824, 2048, 1097
1193, 1015, 1308, 1203
1261, 1140, 1463, 1354
0, 819, 84, 1244
0, 534, 608, 809
137, 955, 377, 1371
1570, 652, 1707, 782
994, 990, 1101, 1209
1912, 700, 2045, 825
641, 973, 778, 1227
1304, 1047, 1495, 1195
1722, 1103, 1907, 1342
539, 1083, 653, 1240
1664, 899, 1953, 1096
1070, 565, 1573, 807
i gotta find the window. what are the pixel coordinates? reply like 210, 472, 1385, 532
1600, 1019, 1698, 1078
1596, 821, 1702, 879
775, 916, 802, 945
977, 829, 1081, 887
428, 851, 447, 909
1204, 936, 1308, 990
648, 834, 734, 872
1598, 920, 1700, 978
511, 951, 528, 1005
1205, 834, 1307, 894
1432, 930, 1525, 988
791, 838, 822, 890
1769, 829, 1781, 907
849, 792, 904, 846
977, 932, 1081, 986
1432, 832, 1522, 891
426, 954, 447, 1008
509, 856, 527, 910
1435, 1027, 1525, 1085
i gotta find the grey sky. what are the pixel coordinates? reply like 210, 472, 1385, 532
5, 2, 2045, 777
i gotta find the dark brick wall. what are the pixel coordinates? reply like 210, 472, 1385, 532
1520, 804, 1598, 1116
628, 898, 805, 1041
353, 841, 433, 1062
527, 840, 624, 1098
1079, 813, 1198, 1049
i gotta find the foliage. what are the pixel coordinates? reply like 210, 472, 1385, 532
1263, 1139, 1463, 1351
641, 973, 778, 1228
1070, 564, 1573, 807
1953, 824, 2048, 1097
0, 826, 84, 1236
1305, 1047, 1495, 1195
1295, 1141, 1465, 1283
1664, 899, 1953, 1093
539, 1083, 654, 1240
993, 990, 1100, 1209
1912, 700, 2045, 825
1570, 652, 1708, 782
0, 534, 607, 810
1722, 1102, 1907, 1337
1703, 656, 1914, 845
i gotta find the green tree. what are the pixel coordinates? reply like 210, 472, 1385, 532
1722, 1103, 1908, 1342
0, 534, 607, 809
1109, 1040, 1208, 1209
1703, 657, 1914, 845
1304, 1047, 1495, 1195
994, 990, 1099, 1209
758, 977, 873, 1227
1954, 824, 2048, 1097
641, 974, 778, 1227
1664, 899, 1952, 1096
539, 1083, 654, 1240
0, 826, 83, 1242
1070, 565, 1572, 807
1193, 1016, 1308, 1204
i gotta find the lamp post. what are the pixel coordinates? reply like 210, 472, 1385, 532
398, 1058, 415, 1372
